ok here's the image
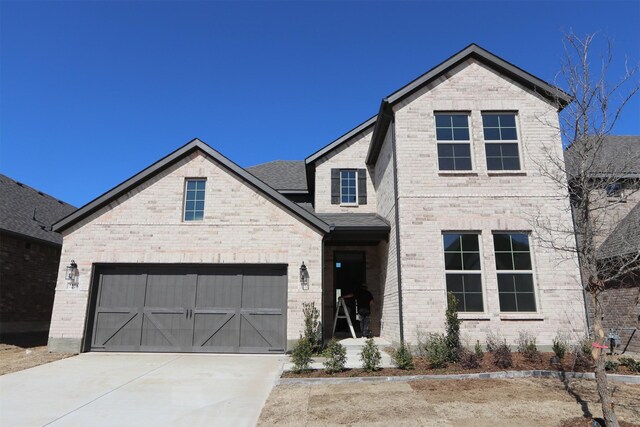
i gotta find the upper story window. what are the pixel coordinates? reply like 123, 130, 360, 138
605, 182, 624, 200
435, 113, 472, 171
482, 113, 521, 171
443, 233, 483, 312
340, 170, 357, 204
493, 232, 536, 312
184, 179, 206, 221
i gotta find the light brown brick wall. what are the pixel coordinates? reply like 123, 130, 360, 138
49, 151, 324, 352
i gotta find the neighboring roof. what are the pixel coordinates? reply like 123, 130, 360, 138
53, 139, 330, 234
598, 202, 640, 259
246, 160, 308, 193
366, 43, 572, 165
305, 115, 377, 165
316, 213, 390, 231
0, 174, 76, 245
565, 135, 640, 179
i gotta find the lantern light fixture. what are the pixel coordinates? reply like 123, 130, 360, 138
65, 260, 79, 290
299, 261, 309, 290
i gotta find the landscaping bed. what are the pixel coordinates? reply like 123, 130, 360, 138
0, 343, 74, 375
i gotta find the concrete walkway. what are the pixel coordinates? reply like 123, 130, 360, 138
0, 353, 284, 427
283, 337, 394, 371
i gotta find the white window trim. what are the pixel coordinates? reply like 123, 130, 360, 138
492, 231, 540, 314
442, 231, 487, 314
435, 112, 475, 172
183, 178, 207, 222
339, 169, 358, 206
482, 112, 523, 172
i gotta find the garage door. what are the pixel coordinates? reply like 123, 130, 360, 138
88, 265, 287, 353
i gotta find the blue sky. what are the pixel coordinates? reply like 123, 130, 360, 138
1, 1, 639, 207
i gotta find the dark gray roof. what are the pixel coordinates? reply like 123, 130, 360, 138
598, 202, 640, 259
316, 213, 390, 231
53, 139, 330, 234
0, 174, 76, 245
367, 43, 572, 165
565, 135, 640, 179
246, 160, 308, 192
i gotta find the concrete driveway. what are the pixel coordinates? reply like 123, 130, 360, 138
0, 353, 284, 427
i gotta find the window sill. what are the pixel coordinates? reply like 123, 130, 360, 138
458, 313, 491, 321
499, 314, 544, 321
340, 203, 359, 207
438, 171, 478, 177
487, 171, 527, 176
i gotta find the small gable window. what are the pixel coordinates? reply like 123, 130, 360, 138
435, 113, 472, 171
184, 179, 206, 221
331, 168, 367, 206
605, 183, 623, 198
482, 113, 521, 171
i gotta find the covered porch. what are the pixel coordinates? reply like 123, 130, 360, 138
317, 213, 390, 341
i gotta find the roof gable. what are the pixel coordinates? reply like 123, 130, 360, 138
53, 139, 330, 233
0, 174, 76, 245
366, 43, 572, 165
305, 115, 377, 165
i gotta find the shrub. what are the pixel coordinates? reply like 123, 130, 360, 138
360, 338, 381, 372
619, 357, 640, 373
474, 340, 484, 360
392, 341, 414, 370
302, 302, 321, 353
605, 360, 619, 372
572, 336, 594, 370
460, 348, 481, 369
322, 338, 347, 374
423, 333, 450, 369
517, 331, 540, 363
291, 336, 314, 373
493, 341, 513, 369
578, 336, 592, 357
445, 292, 461, 362
485, 331, 502, 352
552, 335, 568, 360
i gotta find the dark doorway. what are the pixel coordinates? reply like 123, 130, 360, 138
333, 252, 365, 335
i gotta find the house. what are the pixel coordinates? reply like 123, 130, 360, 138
48, 44, 588, 354
0, 174, 76, 336
566, 136, 640, 353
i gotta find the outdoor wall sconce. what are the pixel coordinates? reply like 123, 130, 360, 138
300, 261, 309, 290
65, 260, 79, 290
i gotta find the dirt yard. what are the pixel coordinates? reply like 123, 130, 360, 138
0, 343, 74, 375
258, 378, 640, 426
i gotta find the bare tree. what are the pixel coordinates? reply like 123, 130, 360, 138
532, 32, 639, 426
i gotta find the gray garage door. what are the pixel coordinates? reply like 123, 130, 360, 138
88, 265, 287, 353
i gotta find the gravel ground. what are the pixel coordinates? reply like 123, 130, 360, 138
0, 343, 74, 375
258, 377, 640, 426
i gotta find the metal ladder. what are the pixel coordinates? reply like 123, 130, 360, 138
332, 298, 357, 339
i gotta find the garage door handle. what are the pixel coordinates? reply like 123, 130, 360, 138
190, 309, 193, 318
186, 309, 189, 319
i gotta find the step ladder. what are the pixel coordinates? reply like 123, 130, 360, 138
332, 298, 357, 339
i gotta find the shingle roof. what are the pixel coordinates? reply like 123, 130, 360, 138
246, 160, 308, 192
598, 202, 640, 259
565, 135, 640, 178
0, 174, 76, 245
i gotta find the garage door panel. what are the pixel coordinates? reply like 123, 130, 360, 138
193, 312, 238, 351
141, 310, 189, 349
93, 311, 141, 348
239, 313, 283, 351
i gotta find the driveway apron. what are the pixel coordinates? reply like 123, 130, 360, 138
0, 353, 284, 427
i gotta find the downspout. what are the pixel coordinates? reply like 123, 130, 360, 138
321, 234, 326, 345
390, 117, 405, 343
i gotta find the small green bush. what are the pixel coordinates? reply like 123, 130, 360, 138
552, 335, 568, 360
291, 336, 314, 373
302, 302, 321, 353
423, 333, 449, 369
445, 292, 461, 362
578, 336, 592, 357
460, 348, 481, 369
392, 341, 414, 370
517, 331, 540, 363
360, 338, 381, 372
605, 360, 619, 372
485, 331, 502, 353
493, 341, 513, 369
474, 340, 484, 360
619, 357, 640, 372
322, 338, 347, 374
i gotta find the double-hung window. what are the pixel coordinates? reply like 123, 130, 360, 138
184, 179, 206, 221
340, 170, 357, 204
443, 233, 483, 312
482, 113, 521, 170
435, 113, 472, 171
493, 233, 536, 312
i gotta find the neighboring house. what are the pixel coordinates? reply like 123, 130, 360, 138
0, 174, 76, 335
48, 44, 588, 354
566, 136, 640, 353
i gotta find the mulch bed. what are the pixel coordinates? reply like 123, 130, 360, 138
282, 352, 639, 378
560, 416, 640, 427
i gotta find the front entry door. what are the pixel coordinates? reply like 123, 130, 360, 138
333, 252, 365, 334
